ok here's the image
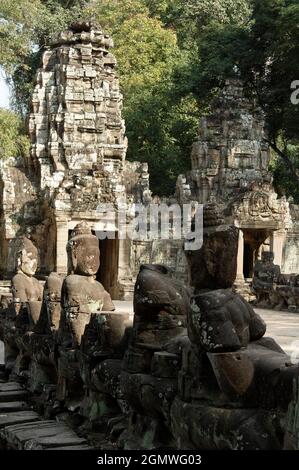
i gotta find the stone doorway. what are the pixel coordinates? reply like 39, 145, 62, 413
97, 236, 119, 299
242, 229, 270, 280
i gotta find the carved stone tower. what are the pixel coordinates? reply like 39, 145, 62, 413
29, 21, 128, 197
185, 79, 271, 204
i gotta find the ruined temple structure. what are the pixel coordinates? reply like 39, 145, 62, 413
1, 21, 299, 450
176, 79, 299, 297
0, 21, 150, 300
2, 36, 299, 304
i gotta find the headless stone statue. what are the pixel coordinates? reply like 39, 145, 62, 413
252, 251, 280, 307
62, 222, 115, 347
33, 272, 64, 336
274, 273, 293, 311
120, 264, 190, 449
188, 288, 266, 352
24, 272, 64, 394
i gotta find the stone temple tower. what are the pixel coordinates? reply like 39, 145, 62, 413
181, 79, 271, 204
29, 21, 128, 194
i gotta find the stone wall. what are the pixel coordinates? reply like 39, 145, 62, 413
0, 157, 41, 277
27, 22, 151, 290
1, 43, 299, 299
130, 239, 188, 285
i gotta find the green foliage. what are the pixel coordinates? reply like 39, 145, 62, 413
175, 0, 299, 199
270, 143, 299, 202
0, 108, 30, 159
85, 0, 148, 34
0, 0, 41, 71
110, 13, 198, 194
0, 1, 73, 112
113, 15, 178, 91
246, 0, 299, 143
193, 24, 250, 100
179, 0, 251, 26
125, 88, 198, 195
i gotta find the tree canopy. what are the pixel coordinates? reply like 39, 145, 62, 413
178, 0, 299, 199
0, 108, 29, 160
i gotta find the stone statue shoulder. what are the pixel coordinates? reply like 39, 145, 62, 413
11, 272, 28, 302
62, 274, 115, 311
189, 289, 266, 352
31, 275, 43, 299
12, 272, 42, 302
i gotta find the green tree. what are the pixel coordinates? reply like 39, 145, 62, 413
0, 108, 30, 159
110, 13, 198, 194
0, 0, 94, 113
245, 0, 299, 193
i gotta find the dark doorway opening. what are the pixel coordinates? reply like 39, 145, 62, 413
98, 236, 119, 299
243, 242, 254, 279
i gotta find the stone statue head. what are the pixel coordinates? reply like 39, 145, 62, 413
15, 236, 38, 277
261, 251, 274, 264
67, 222, 100, 276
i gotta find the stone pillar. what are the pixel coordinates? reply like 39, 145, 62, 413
270, 230, 286, 268
117, 238, 134, 300
0, 340, 4, 365
56, 220, 69, 274
235, 229, 245, 283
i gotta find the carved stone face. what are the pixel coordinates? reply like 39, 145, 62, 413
71, 237, 100, 276
18, 248, 38, 276
261, 251, 274, 265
